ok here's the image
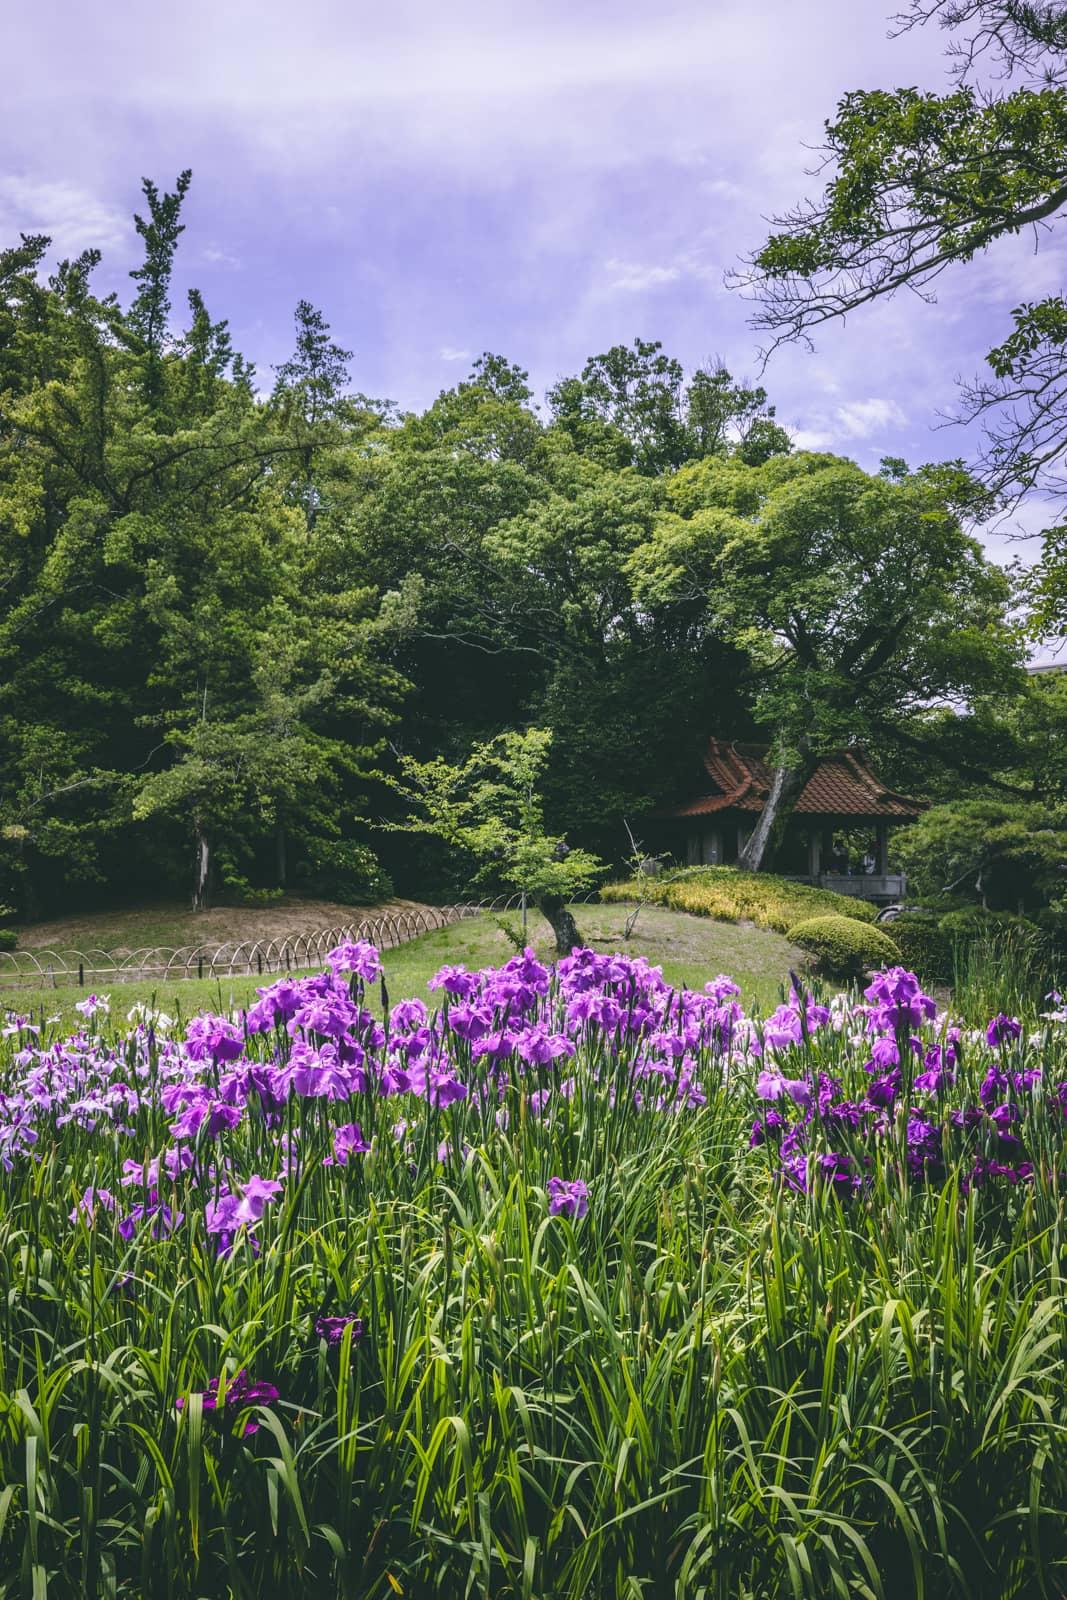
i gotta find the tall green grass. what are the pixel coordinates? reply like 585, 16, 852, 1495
952, 924, 1061, 1024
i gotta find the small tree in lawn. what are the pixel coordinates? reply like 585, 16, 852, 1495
384, 728, 601, 954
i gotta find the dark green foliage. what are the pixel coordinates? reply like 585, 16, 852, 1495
0, 927, 16, 952
547, 339, 791, 476
893, 798, 1067, 915
787, 912, 901, 978
889, 910, 955, 984
891, 906, 1058, 987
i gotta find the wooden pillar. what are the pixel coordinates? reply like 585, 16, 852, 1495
808, 828, 822, 883
876, 820, 889, 876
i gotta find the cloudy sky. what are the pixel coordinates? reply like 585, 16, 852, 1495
3, 0, 1063, 590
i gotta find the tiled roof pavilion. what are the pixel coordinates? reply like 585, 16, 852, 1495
662, 739, 926, 821
657, 740, 926, 900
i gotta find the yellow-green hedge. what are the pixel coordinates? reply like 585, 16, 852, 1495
601, 866, 878, 935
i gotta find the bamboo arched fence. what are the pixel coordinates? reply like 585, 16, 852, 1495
0, 893, 600, 993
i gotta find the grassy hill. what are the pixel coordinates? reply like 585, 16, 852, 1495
1, 901, 805, 1025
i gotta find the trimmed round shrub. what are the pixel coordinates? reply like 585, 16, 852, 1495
787, 913, 900, 980
0, 928, 16, 953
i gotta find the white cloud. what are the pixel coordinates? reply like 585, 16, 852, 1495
788, 398, 908, 453
202, 243, 241, 268
438, 345, 471, 362
604, 258, 682, 293
0, 175, 130, 258
834, 397, 908, 439
789, 426, 836, 451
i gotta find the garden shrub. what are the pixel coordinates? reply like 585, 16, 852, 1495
0, 929, 15, 952
889, 911, 952, 985
297, 840, 393, 904
889, 907, 1054, 990
939, 906, 1030, 940
601, 866, 877, 933
787, 913, 900, 979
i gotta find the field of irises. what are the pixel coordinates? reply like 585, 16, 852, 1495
1, 944, 1066, 1598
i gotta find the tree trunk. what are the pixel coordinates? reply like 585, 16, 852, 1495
192, 825, 212, 912
736, 745, 817, 874
276, 820, 287, 889
536, 894, 581, 956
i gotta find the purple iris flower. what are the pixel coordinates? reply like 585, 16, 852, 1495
69, 1186, 115, 1225
206, 1101, 243, 1137
177, 1369, 280, 1436
863, 968, 937, 1030
314, 1313, 365, 1345
868, 1035, 900, 1069
428, 964, 479, 999
390, 998, 427, 1030
749, 1109, 786, 1146
205, 1176, 282, 1254
514, 1025, 575, 1067
184, 1016, 244, 1063
118, 1202, 183, 1242
546, 1177, 589, 1218
326, 1122, 370, 1166
74, 994, 110, 1020
987, 1014, 1023, 1048
865, 1068, 902, 1109
325, 940, 383, 982
756, 1070, 812, 1111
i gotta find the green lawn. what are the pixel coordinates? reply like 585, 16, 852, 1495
1, 903, 803, 1025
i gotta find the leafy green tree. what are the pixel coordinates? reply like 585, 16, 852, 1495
331, 364, 551, 805
684, 363, 793, 466
482, 444, 750, 855
270, 300, 390, 532
383, 728, 602, 952
0, 173, 407, 915
630, 451, 1023, 869
875, 661, 1067, 806
736, 1, 1067, 628
548, 340, 790, 476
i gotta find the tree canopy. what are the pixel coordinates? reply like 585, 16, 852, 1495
0, 168, 1039, 919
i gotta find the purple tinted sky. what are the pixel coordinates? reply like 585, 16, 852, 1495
3, 0, 1063, 597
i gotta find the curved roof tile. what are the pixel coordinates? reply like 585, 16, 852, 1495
662, 739, 926, 820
